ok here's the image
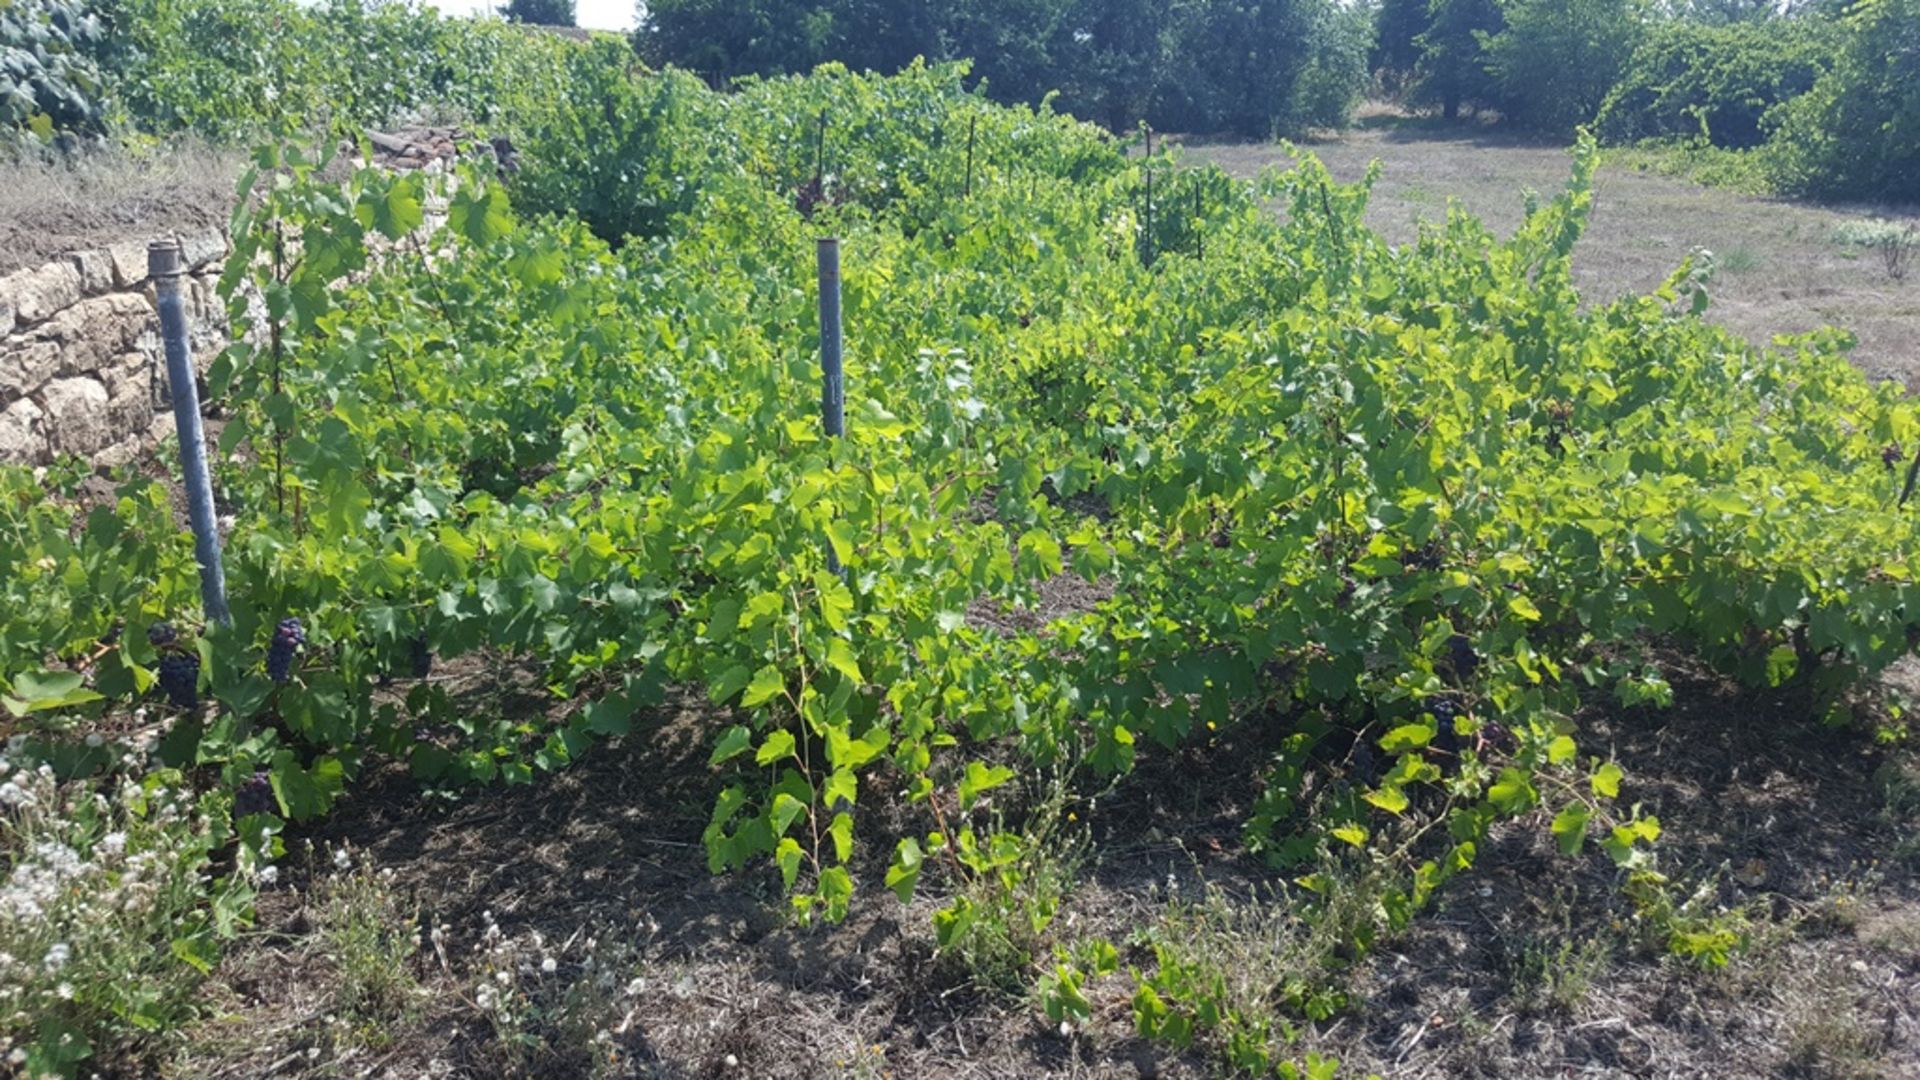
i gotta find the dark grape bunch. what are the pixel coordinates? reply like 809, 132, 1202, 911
1447, 633, 1480, 679
147, 621, 179, 649
1401, 540, 1445, 572
1883, 442, 1905, 471
266, 617, 305, 684
410, 635, 433, 680
157, 652, 200, 709
97, 621, 124, 647
234, 770, 275, 817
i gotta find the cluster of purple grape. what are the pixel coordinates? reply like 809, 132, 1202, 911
266, 617, 305, 684
1447, 633, 1480, 679
157, 652, 200, 709
147, 621, 179, 649
234, 770, 275, 817
1401, 541, 1445, 572
1885, 442, 1906, 471
410, 635, 433, 680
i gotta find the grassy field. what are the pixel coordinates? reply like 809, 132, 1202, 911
1189, 119, 1920, 389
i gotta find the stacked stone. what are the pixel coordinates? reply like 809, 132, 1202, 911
0, 228, 228, 467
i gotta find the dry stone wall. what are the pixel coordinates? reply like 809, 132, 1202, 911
0, 228, 229, 468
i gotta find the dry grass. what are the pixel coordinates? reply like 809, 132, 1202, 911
1184, 119, 1920, 389
0, 140, 241, 275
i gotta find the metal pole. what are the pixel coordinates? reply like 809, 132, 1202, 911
965, 115, 976, 199
817, 237, 845, 575
150, 240, 231, 626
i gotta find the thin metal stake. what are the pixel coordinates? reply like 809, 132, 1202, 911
817, 237, 846, 575
965, 114, 976, 198
150, 239, 231, 626
1195, 182, 1204, 260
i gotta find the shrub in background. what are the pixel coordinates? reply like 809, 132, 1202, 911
506, 38, 725, 246
1481, 0, 1646, 134
1766, 0, 1920, 203
1596, 17, 1834, 149
503, 0, 574, 26
1412, 0, 1506, 119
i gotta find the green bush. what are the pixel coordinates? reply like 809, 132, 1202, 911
1596, 17, 1833, 149
637, 0, 1367, 137
503, 0, 574, 26
1481, 0, 1646, 133
506, 39, 726, 246
99, 0, 579, 143
1766, 0, 1920, 202
0, 0, 113, 142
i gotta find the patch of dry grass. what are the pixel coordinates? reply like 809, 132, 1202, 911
1184, 121, 1920, 389
0, 139, 242, 275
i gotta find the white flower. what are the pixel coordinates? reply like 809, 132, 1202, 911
6, 1048, 24, 1065
476, 985, 497, 1010
84, 734, 103, 748
540, 957, 557, 974
333, 848, 351, 870
258, 865, 279, 885
0, 783, 30, 808
55, 984, 73, 1001
42, 943, 70, 973
494, 970, 511, 986
99, 832, 126, 857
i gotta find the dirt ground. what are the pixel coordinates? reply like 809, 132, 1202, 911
1186, 119, 1920, 390
0, 144, 240, 277
160, 649, 1920, 1080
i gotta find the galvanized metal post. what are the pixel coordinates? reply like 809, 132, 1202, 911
817, 237, 845, 575
150, 239, 231, 626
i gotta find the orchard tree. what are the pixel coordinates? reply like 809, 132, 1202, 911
504, 0, 576, 26
1481, 0, 1644, 132
1373, 0, 1431, 94
1412, 0, 1504, 119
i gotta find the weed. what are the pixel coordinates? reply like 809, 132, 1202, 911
934, 775, 1088, 995
1505, 924, 1611, 1014
1832, 219, 1918, 282
316, 850, 421, 1047
1784, 978, 1886, 1079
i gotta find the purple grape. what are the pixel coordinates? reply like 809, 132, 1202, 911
266, 617, 305, 684
147, 621, 178, 649
1447, 634, 1480, 679
1884, 443, 1904, 471
234, 770, 276, 817
158, 652, 199, 709
410, 635, 433, 680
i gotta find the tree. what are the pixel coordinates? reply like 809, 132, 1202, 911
1373, 0, 1432, 94
1766, 0, 1920, 201
504, 0, 576, 26
1480, 0, 1645, 133
1412, 0, 1504, 119
635, 0, 829, 82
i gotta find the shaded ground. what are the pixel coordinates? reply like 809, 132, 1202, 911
164, 652, 1920, 1079
1185, 118, 1920, 389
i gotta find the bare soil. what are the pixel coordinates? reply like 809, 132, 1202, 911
160, 649, 1920, 1079
1186, 118, 1920, 389
0, 143, 240, 276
